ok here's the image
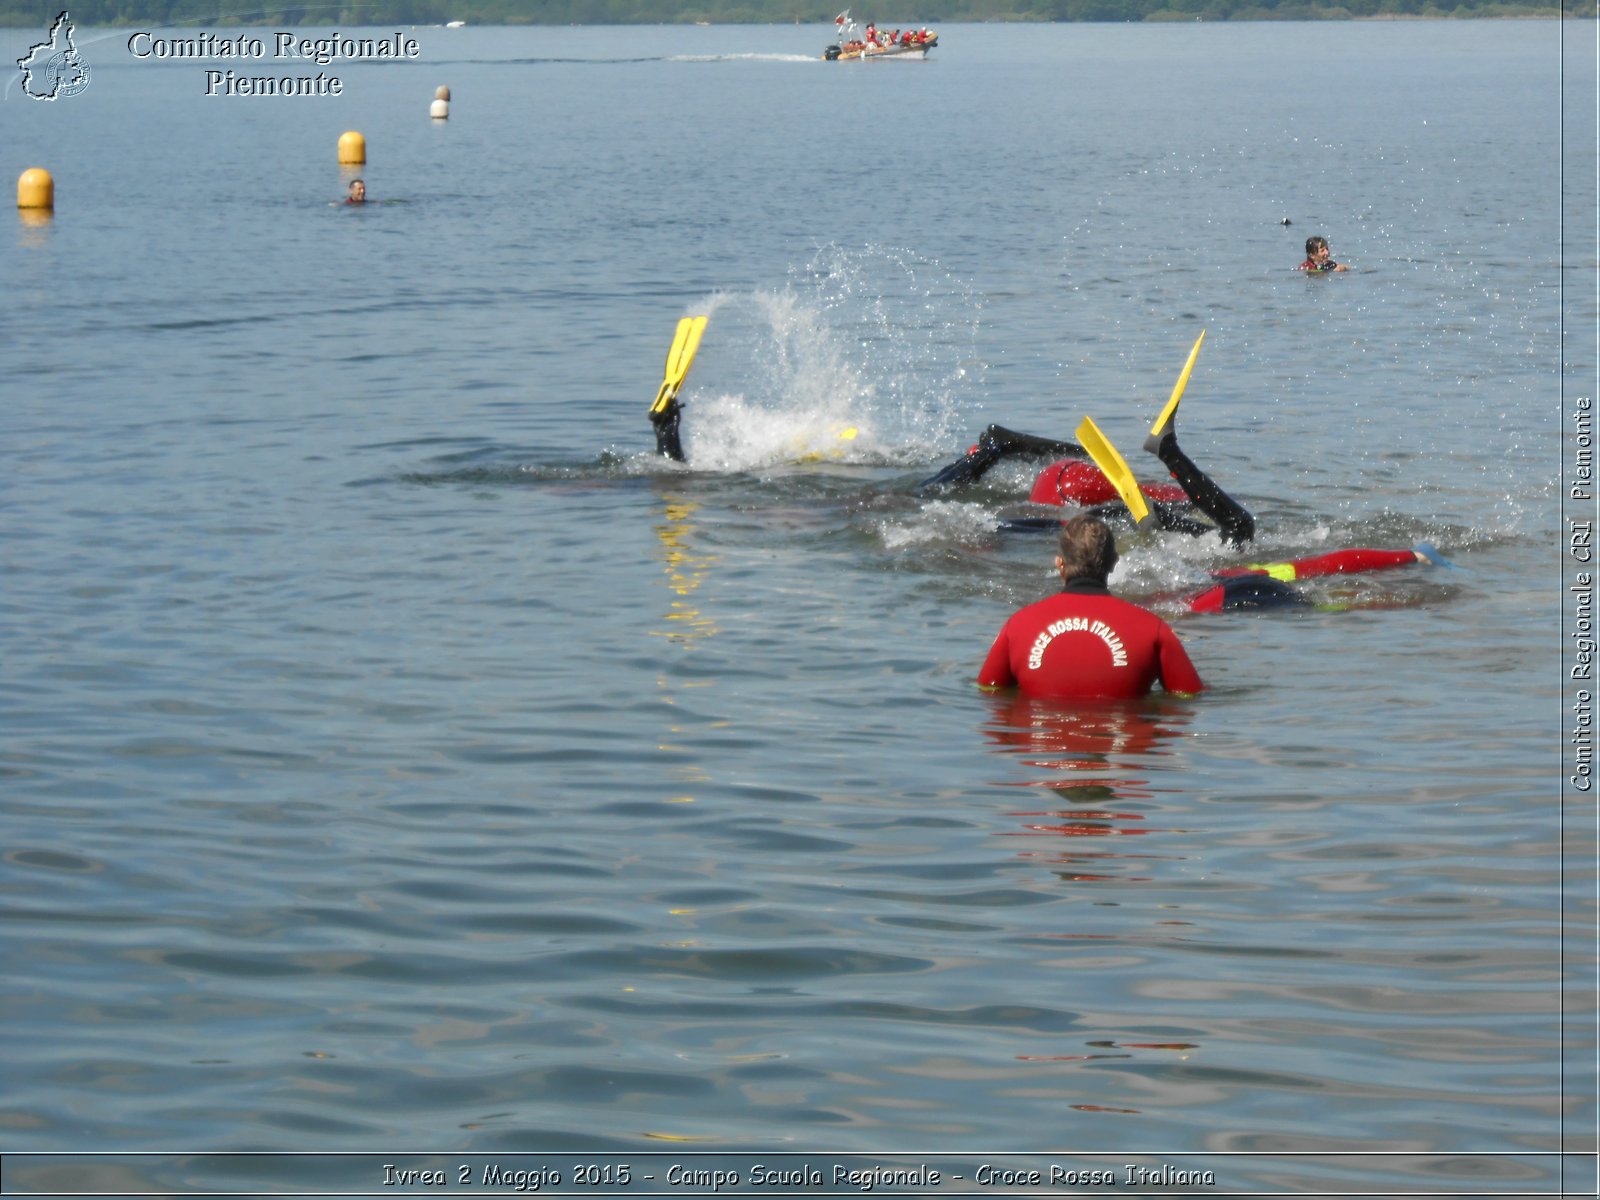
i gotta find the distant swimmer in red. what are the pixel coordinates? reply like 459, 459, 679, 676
1297, 234, 1349, 273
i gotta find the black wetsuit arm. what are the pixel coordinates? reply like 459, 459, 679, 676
918, 425, 1086, 494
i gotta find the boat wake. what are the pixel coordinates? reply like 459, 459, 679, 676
668, 52, 818, 63
445, 53, 816, 66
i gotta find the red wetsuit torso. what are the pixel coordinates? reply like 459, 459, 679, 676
1187, 548, 1421, 611
979, 580, 1205, 699
1030, 459, 1188, 507
1211, 547, 1417, 581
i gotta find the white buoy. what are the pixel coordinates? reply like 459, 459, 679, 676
430, 98, 449, 120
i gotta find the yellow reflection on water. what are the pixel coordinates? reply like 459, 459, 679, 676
18, 208, 52, 250
651, 494, 722, 807
650, 496, 719, 645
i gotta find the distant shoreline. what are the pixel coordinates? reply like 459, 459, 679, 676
0, 9, 1574, 26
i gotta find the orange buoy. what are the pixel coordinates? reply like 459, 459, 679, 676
337, 130, 365, 165
17, 167, 54, 210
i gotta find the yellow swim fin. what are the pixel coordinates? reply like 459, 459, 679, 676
1076, 415, 1153, 528
1147, 328, 1206, 446
650, 315, 708, 417
792, 425, 861, 464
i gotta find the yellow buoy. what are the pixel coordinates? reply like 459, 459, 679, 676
337, 130, 366, 165
17, 167, 54, 210
430, 98, 448, 120
434, 85, 450, 101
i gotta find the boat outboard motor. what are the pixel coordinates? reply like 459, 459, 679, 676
824, 44, 841, 59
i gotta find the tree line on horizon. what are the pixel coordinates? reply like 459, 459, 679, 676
0, 0, 1575, 27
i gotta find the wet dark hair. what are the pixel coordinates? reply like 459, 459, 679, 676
1305, 235, 1329, 257
1057, 514, 1118, 582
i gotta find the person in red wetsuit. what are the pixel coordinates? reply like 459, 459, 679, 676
979, 514, 1205, 699
1185, 546, 1445, 611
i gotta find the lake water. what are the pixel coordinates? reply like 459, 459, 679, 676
2, 16, 1594, 1197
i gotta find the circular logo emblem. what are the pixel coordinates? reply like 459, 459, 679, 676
47, 50, 90, 97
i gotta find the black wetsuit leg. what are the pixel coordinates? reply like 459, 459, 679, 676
1150, 436, 1255, 545
999, 502, 1209, 536
995, 515, 1065, 534
651, 401, 686, 463
997, 502, 1199, 536
918, 425, 1086, 494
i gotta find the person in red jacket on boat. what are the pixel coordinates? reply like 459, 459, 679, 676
979, 514, 1205, 699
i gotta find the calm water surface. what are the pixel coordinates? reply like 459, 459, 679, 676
2, 17, 1594, 1196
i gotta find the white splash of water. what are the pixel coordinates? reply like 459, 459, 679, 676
880, 500, 1002, 549
675, 245, 983, 473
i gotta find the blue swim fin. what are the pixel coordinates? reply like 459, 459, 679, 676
1412, 542, 1459, 570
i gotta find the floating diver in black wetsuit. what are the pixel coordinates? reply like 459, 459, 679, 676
926, 411, 1450, 611
918, 416, 1255, 545
643, 320, 1450, 609
648, 321, 1254, 550
920, 330, 1254, 545
917, 331, 1452, 610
